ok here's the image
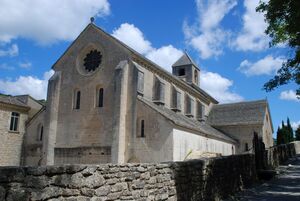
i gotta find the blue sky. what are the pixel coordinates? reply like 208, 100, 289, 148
0, 0, 299, 136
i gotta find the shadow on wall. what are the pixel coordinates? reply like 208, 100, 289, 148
171, 154, 256, 201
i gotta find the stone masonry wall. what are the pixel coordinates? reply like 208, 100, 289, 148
265, 141, 300, 169
0, 154, 255, 201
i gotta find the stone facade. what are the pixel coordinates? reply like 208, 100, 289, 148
0, 154, 256, 201
0, 103, 29, 166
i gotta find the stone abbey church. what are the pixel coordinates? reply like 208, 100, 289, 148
0, 23, 274, 166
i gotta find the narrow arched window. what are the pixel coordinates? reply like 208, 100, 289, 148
40, 126, 43, 141
97, 88, 104, 107
37, 124, 43, 141
141, 120, 145, 138
74, 90, 81, 109
245, 143, 249, 151
194, 70, 198, 84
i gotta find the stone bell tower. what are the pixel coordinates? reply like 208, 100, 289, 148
172, 52, 200, 87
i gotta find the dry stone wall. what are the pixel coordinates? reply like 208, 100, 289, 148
0, 154, 256, 201
265, 141, 300, 169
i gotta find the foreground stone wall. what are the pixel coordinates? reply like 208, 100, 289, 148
0, 154, 255, 201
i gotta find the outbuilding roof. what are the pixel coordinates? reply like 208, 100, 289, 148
0, 94, 30, 109
207, 100, 269, 127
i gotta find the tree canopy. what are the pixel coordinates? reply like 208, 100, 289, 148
296, 125, 300, 141
276, 118, 294, 145
257, 0, 300, 96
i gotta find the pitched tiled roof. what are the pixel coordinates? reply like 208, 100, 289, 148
0, 94, 29, 109
172, 52, 200, 70
138, 96, 236, 143
207, 100, 268, 126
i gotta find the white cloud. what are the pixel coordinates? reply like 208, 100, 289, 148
0, 44, 18, 57
0, 70, 54, 99
112, 23, 183, 70
112, 23, 153, 54
234, 0, 269, 51
146, 45, 182, 72
200, 71, 243, 103
238, 55, 285, 76
19, 62, 32, 69
291, 121, 300, 130
183, 0, 237, 59
0, 0, 110, 44
280, 90, 299, 102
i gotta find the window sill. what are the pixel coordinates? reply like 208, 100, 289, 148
185, 114, 194, 118
171, 108, 181, 112
153, 100, 165, 106
196, 118, 205, 122
8, 130, 20, 134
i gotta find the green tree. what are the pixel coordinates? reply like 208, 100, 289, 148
276, 126, 283, 145
296, 125, 300, 141
287, 118, 294, 142
257, 0, 300, 95
281, 126, 290, 144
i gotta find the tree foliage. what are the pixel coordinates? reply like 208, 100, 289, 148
276, 118, 294, 145
296, 125, 300, 141
257, 0, 300, 95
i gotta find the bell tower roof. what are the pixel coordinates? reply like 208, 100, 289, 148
172, 52, 199, 70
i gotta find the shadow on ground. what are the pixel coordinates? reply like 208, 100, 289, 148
225, 156, 300, 201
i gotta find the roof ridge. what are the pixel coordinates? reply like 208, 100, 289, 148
214, 99, 267, 107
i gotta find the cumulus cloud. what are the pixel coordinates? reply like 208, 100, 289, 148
291, 121, 300, 130
0, 44, 18, 57
0, 0, 110, 44
200, 71, 243, 103
112, 23, 153, 54
238, 55, 285, 76
183, 0, 237, 59
279, 90, 299, 102
146, 45, 182, 72
0, 70, 54, 99
112, 23, 182, 70
233, 0, 269, 51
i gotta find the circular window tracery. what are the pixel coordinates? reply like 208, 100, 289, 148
83, 49, 102, 72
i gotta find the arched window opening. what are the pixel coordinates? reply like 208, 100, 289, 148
171, 87, 181, 112
97, 88, 104, 107
194, 70, 198, 84
153, 77, 165, 105
37, 124, 43, 141
137, 71, 144, 95
141, 120, 145, 138
74, 90, 81, 109
245, 143, 249, 151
